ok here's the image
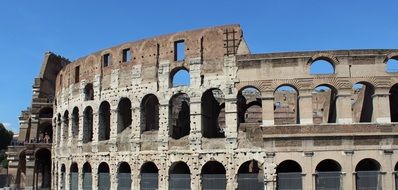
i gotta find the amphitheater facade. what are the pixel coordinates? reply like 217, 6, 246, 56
7, 24, 398, 190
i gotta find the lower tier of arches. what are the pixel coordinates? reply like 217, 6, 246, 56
53, 149, 398, 190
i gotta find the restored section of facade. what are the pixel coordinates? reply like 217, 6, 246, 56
8, 24, 398, 190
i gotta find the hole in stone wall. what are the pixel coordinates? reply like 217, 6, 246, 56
310, 59, 335, 75
386, 58, 398, 72
274, 85, 299, 125
171, 68, 190, 87
98, 102, 110, 141
201, 88, 225, 138
83, 107, 93, 143
169, 93, 190, 139
122, 48, 131, 63
84, 83, 94, 101
141, 94, 159, 133
352, 82, 374, 123
313, 85, 337, 124
237, 87, 262, 124
117, 98, 132, 134
175, 40, 185, 61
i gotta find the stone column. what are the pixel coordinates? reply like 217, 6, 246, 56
336, 88, 353, 124
109, 108, 118, 152
373, 87, 391, 123
342, 150, 354, 190
302, 152, 314, 190
92, 112, 99, 153
29, 117, 39, 142
158, 101, 169, 151
158, 155, 167, 190
68, 116, 73, 147
25, 153, 35, 190
298, 89, 313, 124
261, 91, 274, 126
110, 164, 118, 190
382, 151, 394, 190
77, 114, 84, 151
224, 95, 238, 149
65, 166, 70, 190
265, 155, 276, 190
226, 157, 237, 190
92, 165, 98, 190
78, 165, 83, 190
131, 105, 141, 152
189, 97, 202, 151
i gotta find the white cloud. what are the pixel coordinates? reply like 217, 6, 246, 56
2, 122, 11, 129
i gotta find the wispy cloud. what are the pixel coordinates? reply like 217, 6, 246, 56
2, 122, 12, 129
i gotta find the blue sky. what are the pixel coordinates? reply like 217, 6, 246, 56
0, 0, 397, 132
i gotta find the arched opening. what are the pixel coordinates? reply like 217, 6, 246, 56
201, 89, 225, 138
140, 162, 158, 190
98, 101, 111, 141
352, 82, 374, 123
84, 83, 94, 101
237, 87, 262, 125
310, 59, 335, 75
274, 85, 299, 125
34, 148, 51, 189
71, 107, 79, 140
83, 107, 93, 143
237, 160, 264, 190
141, 94, 160, 133
98, 162, 110, 189
386, 57, 398, 72
390, 84, 398, 122
38, 122, 52, 143
39, 107, 53, 118
56, 113, 61, 145
355, 159, 381, 190
62, 111, 69, 144
169, 93, 190, 139
118, 162, 131, 190
83, 162, 92, 190
169, 162, 191, 190
313, 85, 337, 124
315, 159, 342, 190
276, 160, 302, 190
117, 98, 132, 134
70, 163, 78, 190
201, 161, 226, 190
60, 164, 66, 190
171, 67, 190, 87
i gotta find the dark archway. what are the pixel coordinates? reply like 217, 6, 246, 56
83, 162, 92, 190
98, 162, 110, 190
313, 85, 338, 124
352, 82, 374, 123
315, 159, 342, 190
84, 83, 94, 101
83, 106, 93, 143
169, 162, 191, 190
117, 98, 132, 134
140, 162, 158, 190
274, 85, 299, 125
201, 161, 226, 190
62, 110, 69, 144
141, 94, 160, 133
34, 149, 51, 189
276, 160, 302, 190
390, 84, 398, 122
169, 93, 190, 139
355, 159, 381, 190
238, 160, 264, 190
70, 163, 78, 190
98, 101, 111, 141
118, 162, 131, 190
201, 89, 225, 138
170, 67, 190, 87
71, 107, 79, 139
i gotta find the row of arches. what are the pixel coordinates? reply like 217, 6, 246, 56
59, 157, 391, 190
56, 81, 398, 146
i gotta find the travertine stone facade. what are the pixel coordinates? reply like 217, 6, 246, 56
8, 24, 398, 190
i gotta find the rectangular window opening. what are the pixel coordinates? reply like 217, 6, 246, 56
74, 66, 80, 83
103, 53, 110, 67
174, 40, 185, 61
122, 48, 131, 63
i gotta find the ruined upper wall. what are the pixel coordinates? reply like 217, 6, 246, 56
55, 24, 246, 93
236, 49, 398, 89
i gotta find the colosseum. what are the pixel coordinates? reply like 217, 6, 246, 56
6, 24, 398, 190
